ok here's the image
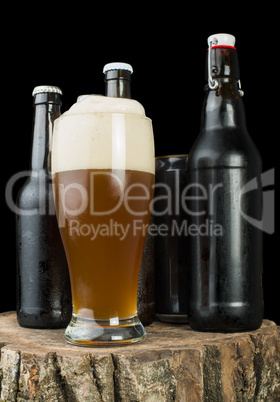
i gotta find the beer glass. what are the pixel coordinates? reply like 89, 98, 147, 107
52, 95, 155, 346
154, 155, 188, 323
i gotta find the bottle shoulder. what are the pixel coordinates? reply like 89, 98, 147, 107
17, 171, 53, 209
188, 128, 262, 169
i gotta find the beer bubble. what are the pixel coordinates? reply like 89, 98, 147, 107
52, 95, 155, 175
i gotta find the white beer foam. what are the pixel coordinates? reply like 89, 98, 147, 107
52, 95, 155, 174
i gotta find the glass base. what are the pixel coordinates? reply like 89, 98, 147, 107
64, 313, 146, 346
156, 313, 188, 324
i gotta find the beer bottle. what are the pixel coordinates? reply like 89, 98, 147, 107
103, 63, 156, 325
16, 86, 72, 328
186, 34, 264, 332
103, 62, 132, 98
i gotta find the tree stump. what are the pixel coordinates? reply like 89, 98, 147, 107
0, 312, 279, 401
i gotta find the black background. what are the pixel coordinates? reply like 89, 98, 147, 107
2, 9, 279, 325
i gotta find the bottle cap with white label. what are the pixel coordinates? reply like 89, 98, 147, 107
103, 62, 133, 74
208, 33, 236, 48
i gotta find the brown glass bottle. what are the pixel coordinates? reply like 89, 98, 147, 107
186, 34, 264, 332
16, 86, 72, 328
103, 62, 132, 98
103, 63, 156, 325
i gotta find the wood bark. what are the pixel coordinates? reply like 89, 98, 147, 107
0, 312, 279, 401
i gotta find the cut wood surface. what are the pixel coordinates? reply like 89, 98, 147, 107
0, 312, 279, 401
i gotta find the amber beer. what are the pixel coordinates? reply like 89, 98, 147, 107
53, 168, 154, 320
52, 94, 155, 345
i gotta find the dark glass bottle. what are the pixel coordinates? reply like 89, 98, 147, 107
103, 63, 156, 325
186, 34, 263, 332
16, 86, 72, 328
103, 62, 132, 98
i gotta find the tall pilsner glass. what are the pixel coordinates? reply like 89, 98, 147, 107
52, 95, 155, 346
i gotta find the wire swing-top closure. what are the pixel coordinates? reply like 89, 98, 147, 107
207, 33, 244, 96
208, 38, 219, 90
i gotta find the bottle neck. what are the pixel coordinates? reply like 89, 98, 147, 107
104, 69, 131, 98
31, 93, 61, 172
202, 47, 247, 132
